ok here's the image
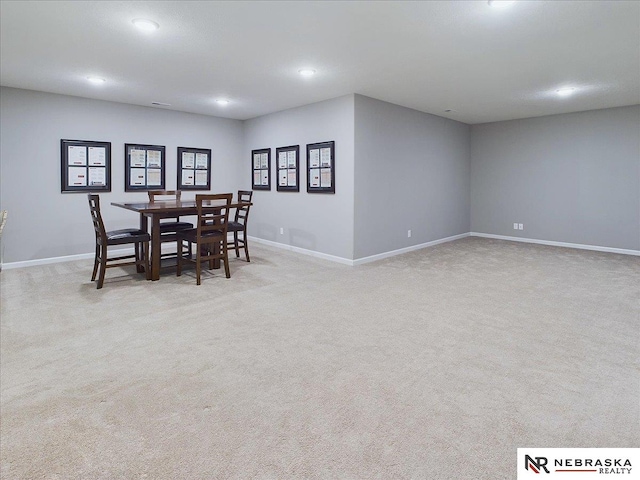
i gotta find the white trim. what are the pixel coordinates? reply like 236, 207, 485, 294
470, 232, 640, 256
249, 233, 470, 267
1, 248, 133, 270
247, 236, 354, 265
352, 233, 470, 266
3, 232, 636, 271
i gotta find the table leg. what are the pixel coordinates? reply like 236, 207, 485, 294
137, 213, 147, 274
151, 215, 161, 281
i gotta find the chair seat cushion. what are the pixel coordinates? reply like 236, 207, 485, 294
227, 221, 244, 232
179, 228, 224, 242
106, 228, 150, 245
159, 221, 194, 233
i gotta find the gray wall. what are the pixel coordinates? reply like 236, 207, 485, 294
0, 87, 244, 263
353, 94, 471, 259
470, 105, 640, 250
2, 86, 636, 266
243, 95, 355, 260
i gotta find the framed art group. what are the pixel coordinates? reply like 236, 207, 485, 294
252, 148, 271, 190
60, 139, 213, 193
125, 143, 165, 191
276, 145, 299, 192
61, 139, 111, 192
251, 141, 335, 194
178, 147, 211, 190
306, 141, 334, 194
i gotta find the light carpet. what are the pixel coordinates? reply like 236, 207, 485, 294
1, 237, 638, 479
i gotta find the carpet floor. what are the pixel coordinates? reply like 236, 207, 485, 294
1, 237, 638, 479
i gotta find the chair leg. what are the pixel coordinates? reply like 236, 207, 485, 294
243, 230, 250, 262
223, 255, 231, 278
91, 244, 100, 281
208, 244, 214, 270
223, 241, 231, 279
134, 242, 144, 273
177, 239, 183, 276
177, 238, 186, 259
143, 241, 151, 280
234, 232, 240, 257
195, 244, 202, 285
97, 245, 107, 289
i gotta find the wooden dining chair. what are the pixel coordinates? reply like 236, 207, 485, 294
227, 190, 253, 262
177, 193, 233, 285
88, 194, 150, 289
148, 190, 194, 259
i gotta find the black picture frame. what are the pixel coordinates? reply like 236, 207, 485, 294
306, 141, 335, 194
177, 147, 211, 190
276, 145, 300, 192
125, 143, 166, 192
60, 139, 111, 193
251, 148, 271, 191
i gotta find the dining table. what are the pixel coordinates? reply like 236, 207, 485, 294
111, 199, 252, 281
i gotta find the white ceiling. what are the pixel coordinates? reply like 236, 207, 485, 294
1, 0, 639, 124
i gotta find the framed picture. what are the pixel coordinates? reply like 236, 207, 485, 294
307, 141, 335, 194
276, 145, 300, 192
177, 147, 211, 190
125, 143, 165, 191
251, 148, 271, 191
61, 139, 111, 193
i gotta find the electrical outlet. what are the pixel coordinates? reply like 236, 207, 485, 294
514, 223, 518, 230
407, 229, 412, 238
279, 227, 284, 235
518, 223, 523, 230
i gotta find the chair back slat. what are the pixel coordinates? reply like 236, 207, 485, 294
148, 190, 182, 202
88, 194, 107, 243
196, 193, 232, 237
234, 190, 253, 224
149, 190, 184, 224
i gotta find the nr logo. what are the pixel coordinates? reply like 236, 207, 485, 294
525, 455, 550, 474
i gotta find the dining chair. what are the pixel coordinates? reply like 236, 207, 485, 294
148, 190, 194, 260
88, 194, 150, 289
177, 193, 233, 285
227, 190, 253, 262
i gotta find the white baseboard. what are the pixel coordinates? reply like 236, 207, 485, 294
249, 233, 470, 266
248, 236, 354, 265
352, 233, 471, 266
470, 232, 640, 256
3, 232, 636, 271
1, 248, 133, 270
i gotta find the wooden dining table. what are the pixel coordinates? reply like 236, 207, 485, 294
111, 199, 251, 281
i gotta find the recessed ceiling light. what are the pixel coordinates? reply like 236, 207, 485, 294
556, 87, 576, 97
216, 99, 230, 105
132, 18, 159, 32
298, 69, 316, 77
488, 0, 515, 7
86, 76, 106, 85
